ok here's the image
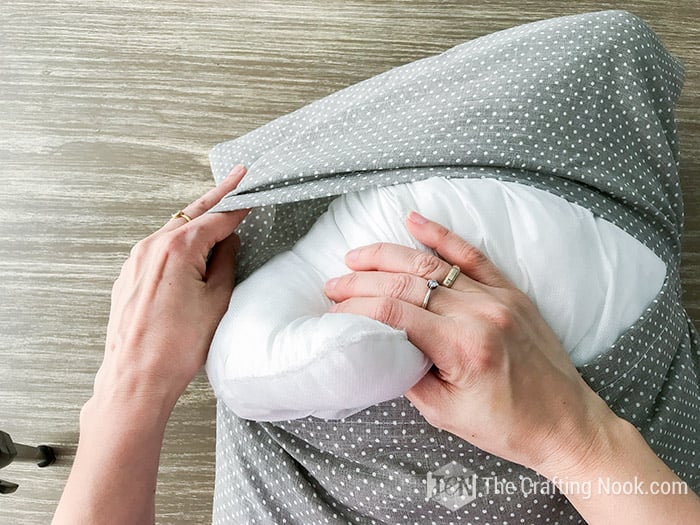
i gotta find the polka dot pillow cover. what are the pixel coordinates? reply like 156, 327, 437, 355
207, 11, 700, 523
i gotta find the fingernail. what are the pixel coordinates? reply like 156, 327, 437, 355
346, 249, 359, 262
407, 211, 428, 224
227, 164, 245, 178
325, 277, 339, 290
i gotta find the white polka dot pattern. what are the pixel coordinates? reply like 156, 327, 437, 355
209, 10, 699, 524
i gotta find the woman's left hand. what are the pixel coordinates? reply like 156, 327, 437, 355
324, 211, 617, 476
54, 166, 249, 525
94, 166, 250, 408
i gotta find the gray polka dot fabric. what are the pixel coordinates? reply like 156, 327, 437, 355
208, 11, 699, 524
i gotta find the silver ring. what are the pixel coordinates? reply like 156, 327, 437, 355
422, 279, 439, 309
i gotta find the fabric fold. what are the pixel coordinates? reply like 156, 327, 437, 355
210, 11, 699, 524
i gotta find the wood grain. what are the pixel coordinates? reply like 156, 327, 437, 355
1, 1, 697, 523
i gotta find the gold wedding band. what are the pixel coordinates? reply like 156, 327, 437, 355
171, 210, 193, 223
442, 265, 461, 288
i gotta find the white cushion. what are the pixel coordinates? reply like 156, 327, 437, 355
206, 177, 666, 421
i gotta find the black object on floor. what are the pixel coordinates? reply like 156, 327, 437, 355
0, 430, 56, 494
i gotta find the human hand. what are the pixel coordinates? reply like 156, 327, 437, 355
53, 167, 249, 525
324, 211, 618, 476
93, 165, 250, 409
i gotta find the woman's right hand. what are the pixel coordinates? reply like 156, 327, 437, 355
326, 212, 700, 524
325, 211, 617, 476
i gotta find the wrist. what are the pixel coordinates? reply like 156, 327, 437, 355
531, 394, 700, 524
80, 393, 173, 433
93, 358, 183, 408
58, 372, 173, 525
83, 369, 179, 434
534, 389, 630, 483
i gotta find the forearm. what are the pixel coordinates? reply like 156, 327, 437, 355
52, 376, 176, 525
52, 167, 245, 524
540, 415, 700, 525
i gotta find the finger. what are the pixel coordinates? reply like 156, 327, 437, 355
406, 211, 512, 288
404, 371, 453, 427
325, 270, 460, 311
205, 233, 239, 292
345, 243, 480, 292
330, 296, 462, 371
187, 208, 250, 255
160, 165, 247, 233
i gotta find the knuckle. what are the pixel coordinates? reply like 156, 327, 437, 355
365, 242, 387, 262
128, 237, 150, 260
461, 347, 496, 378
451, 325, 501, 378
110, 277, 121, 296
480, 301, 515, 331
434, 224, 451, 244
419, 405, 444, 429
374, 298, 403, 327
508, 289, 536, 316
410, 252, 442, 277
471, 341, 500, 373
457, 242, 488, 268
342, 272, 360, 290
161, 230, 188, 255
189, 195, 210, 214
382, 274, 413, 299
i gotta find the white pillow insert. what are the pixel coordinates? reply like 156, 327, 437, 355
206, 177, 666, 421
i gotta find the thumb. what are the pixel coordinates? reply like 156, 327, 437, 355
405, 370, 454, 431
205, 233, 240, 293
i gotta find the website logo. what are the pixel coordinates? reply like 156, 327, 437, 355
426, 460, 478, 510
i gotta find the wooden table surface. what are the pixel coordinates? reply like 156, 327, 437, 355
1, 1, 697, 523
